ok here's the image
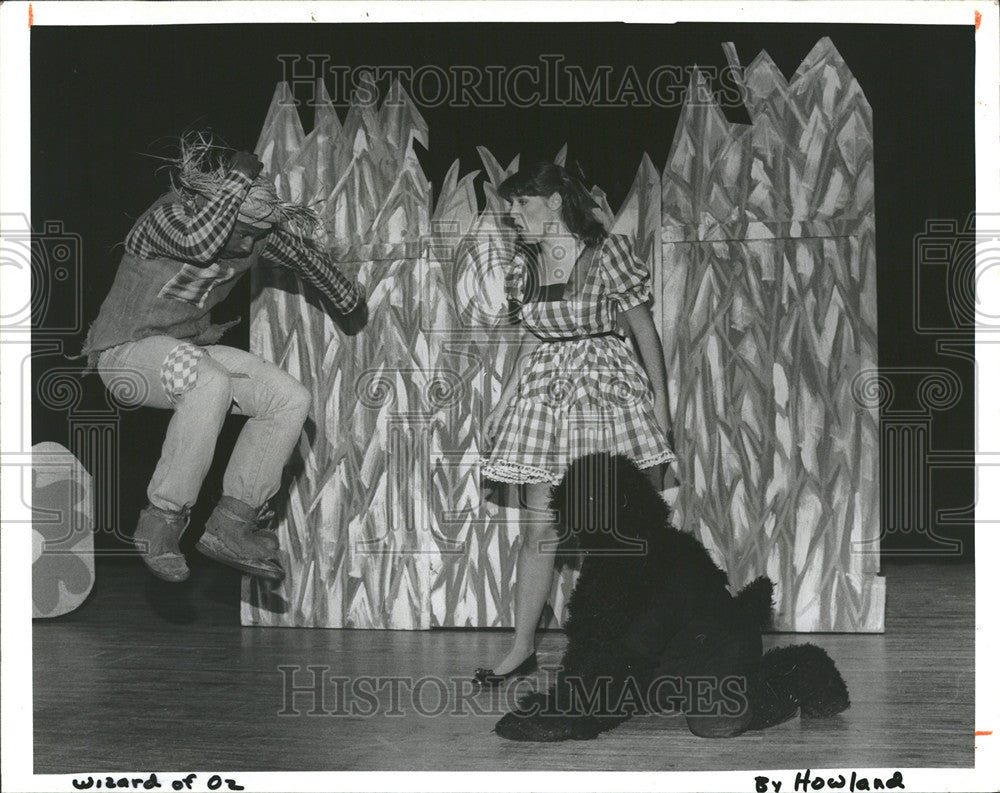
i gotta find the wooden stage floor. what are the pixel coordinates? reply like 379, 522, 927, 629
33, 558, 974, 773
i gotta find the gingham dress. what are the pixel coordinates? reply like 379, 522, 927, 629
481, 234, 676, 485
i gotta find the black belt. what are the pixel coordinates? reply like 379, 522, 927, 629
536, 331, 620, 343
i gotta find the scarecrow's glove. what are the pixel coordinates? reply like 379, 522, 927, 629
229, 151, 263, 180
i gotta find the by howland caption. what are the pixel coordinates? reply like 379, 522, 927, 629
755, 769, 905, 791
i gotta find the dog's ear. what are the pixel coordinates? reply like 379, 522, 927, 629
552, 453, 615, 547
611, 455, 669, 536
549, 475, 574, 548
554, 453, 670, 550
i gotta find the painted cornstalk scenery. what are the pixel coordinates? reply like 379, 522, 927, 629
246, 37, 882, 632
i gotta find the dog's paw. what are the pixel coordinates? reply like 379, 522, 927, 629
494, 710, 603, 742
494, 710, 542, 741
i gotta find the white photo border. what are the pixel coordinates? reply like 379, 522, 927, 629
2, 2, 997, 792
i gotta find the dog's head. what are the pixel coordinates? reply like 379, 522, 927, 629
550, 453, 670, 553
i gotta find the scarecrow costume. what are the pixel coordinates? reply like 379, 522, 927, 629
81, 135, 365, 584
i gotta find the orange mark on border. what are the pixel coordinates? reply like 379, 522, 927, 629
975, 10, 981, 30
976, 730, 992, 736
28, 3, 33, 27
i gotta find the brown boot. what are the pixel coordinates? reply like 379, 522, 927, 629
134, 505, 190, 583
251, 503, 280, 553
195, 496, 285, 582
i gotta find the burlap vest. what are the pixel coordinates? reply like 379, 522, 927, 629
81, 192, 262, 363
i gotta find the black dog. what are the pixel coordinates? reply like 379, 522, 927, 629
495, 453, 850, 741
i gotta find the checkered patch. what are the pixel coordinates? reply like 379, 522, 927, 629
159, 343, 205, 405
157, 261, 239, 308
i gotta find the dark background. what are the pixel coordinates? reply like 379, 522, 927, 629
30, 22, 976, 559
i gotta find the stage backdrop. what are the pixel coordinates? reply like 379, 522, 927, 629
245, 37, 883, 632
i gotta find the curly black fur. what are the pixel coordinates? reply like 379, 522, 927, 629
494, 453, 850, 742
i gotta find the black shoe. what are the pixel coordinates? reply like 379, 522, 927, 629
473, 652, 538, 688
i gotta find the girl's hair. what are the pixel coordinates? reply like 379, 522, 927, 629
498, 161, 608, 246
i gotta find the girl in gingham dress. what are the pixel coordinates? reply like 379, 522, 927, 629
475, 161, 676, 685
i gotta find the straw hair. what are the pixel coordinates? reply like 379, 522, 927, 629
161, 131, 319, 235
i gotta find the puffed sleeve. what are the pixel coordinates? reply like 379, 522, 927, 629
601, 234, 652, 313
504, 242, 531, 322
